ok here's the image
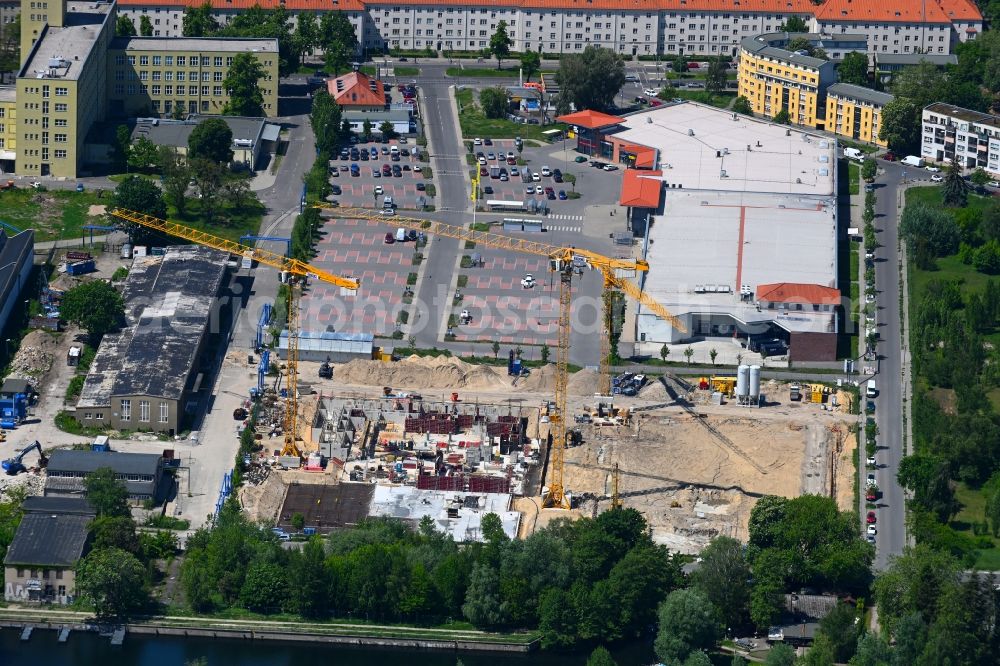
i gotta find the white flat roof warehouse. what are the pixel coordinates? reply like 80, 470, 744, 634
613, 102, 836, 196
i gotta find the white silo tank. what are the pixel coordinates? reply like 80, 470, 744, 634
736, 365, 750, 397
749, 365, 762, 399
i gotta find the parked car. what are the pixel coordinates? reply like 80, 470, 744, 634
867, 455, 876, 467
474, 137, 483, 145
575, 155, 588, 163
931, 174, 944, 182
535, 185, 543, 194
541, 166, 552, 177
603, 164, 619, 171
480, 167, 489, 176
384, 233, 395, 244
867, 511, 877, 524
926, 165, 941, 172
867, 524, 877, 536
483, 185, 494, 194
416, 182, 426, 191
882, 151, 895, 161
643, 87, 658, 97
867, 473, 877, 487
484, 138, 493, 146
558, 190, 568, 200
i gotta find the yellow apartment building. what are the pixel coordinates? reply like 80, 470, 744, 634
825, 83, 892, 148
107, 37, 278, 119
13, 0, 278, 177
738, 35, 836, 129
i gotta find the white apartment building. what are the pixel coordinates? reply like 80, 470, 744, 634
114, 0, 982, 58
922, 103, 1000, 175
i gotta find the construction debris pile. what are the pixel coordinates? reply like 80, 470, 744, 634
335, 356, 508, 390
7, 330, 57, 381
312, 396, 541, 496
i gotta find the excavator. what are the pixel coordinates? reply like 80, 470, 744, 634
3, 441, 47, 475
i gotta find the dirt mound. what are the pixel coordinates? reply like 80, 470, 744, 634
519, 364, 599, 395
7, 329, 58, 381
335, 355, 509, 390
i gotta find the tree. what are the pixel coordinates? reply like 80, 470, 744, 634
899, 202, 960, 258
879, 98, 921, 153
240, 562, 285, 613
115, 15, 137, 37
654, 589, 722, 664
684, 347, 694, 364
815, 602, 859, 663
891, 61, 948, 110
709, 348, 718, 365
310, 89, 342, 156
113, 124, 131, 171
160, 149, 191, 216
683, 653, 714, 666
773, 109, 790, 124
492, 340, 500, 358
188, 118, 234, 164
705, 59, 727, 95
319, 12, 358, 76
765, 642, 796, 666
139, 14, 153, 36
222, 52, 266, 117
91, 515, 141, 555
224, 171, 253, 210
76, 547, 147, 618
61, 282, 125, 343
127, 136, 158, 172
362, 118, 373, 142
480, 86, 510, 119
0, 14, 21, 73
838, 52, 869, 86
84, 468, 130, 517
672, 55, 688, 74
851, 633, 893, 666
690, 536, 751, 630
182, 2, 219, 37
191, 158, 227, 223
112, 174, 168, 241
733, 96, 753, 116
541, 344, 550, 363
556, 46, 626, 113
779, 16, 808, 32
462, 562, 507, 627
861, 158, 877, 182
489, 21, 513, 69
520, 50, 541, 81
660, 344, 670, 362
942, 157, 968, 208
294, 12, 318, 56
587, 646, 617, 666
379, 120, 397, 140
971, 168, 991, 186
872, 545, 960, 635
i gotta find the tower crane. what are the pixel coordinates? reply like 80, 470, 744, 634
110, 208, 360, 458
313, 206, 686, 508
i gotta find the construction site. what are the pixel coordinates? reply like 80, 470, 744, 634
237, 353, 856, 552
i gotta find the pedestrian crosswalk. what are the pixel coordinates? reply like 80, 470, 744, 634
548, 213, 584, 221
546, 225, 582, 233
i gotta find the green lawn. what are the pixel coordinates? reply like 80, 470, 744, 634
0, 188, 107, 243
661, 90, 735, 108
455, 88, 567, 140
393, 66, 420, 77
165, 197, 265, 244
848, 162, 860, 195
446, 66, 521, 78
952, 483, 1000, 569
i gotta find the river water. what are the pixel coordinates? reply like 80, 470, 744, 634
0, 628, 657, 665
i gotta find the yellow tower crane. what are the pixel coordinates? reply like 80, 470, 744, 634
110, 207, 360, 458
313, 206, 686, 508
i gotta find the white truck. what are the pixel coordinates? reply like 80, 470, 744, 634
866, 379, 877, 398
901, 155, 924, 167
843, 147, 864, 161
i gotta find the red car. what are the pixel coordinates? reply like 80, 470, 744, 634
882, 151, 896, 162
384, 233, 395, 244
480, 167, 489, 177
866, 511, 877, 524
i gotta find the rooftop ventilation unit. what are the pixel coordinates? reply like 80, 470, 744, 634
646, 116, 653, 123
688, 129, 695, 136
720, 170, 728, 178
796, 178, 802, 184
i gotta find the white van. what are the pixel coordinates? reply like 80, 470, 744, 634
866, 379, 877, 398
900, 155, 924, 167
843, 147, 863, 160
395, 228, 406, 242
383, 195, 394, 208
390, 145, 400, 155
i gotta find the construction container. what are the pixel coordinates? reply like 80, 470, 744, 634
91, 436, 110, 452
66, 259, 95, 276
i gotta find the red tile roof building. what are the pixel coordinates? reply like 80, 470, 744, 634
116, 0, 980, 58
327, 71, 387, 109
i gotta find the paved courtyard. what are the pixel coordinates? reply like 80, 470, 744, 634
301, 217, 417, 336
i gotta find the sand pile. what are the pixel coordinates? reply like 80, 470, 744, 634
335, 355, 509, 390
519, 364, 599, 395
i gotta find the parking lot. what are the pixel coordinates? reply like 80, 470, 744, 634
452, 250, 560, 346
330, 140, 433, 211
300, 217, 419, 336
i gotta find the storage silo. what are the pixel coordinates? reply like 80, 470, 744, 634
736, 365, 750, 398
749, 365, 762, 400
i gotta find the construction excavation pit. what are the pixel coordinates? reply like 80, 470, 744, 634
240, 355, 855, 551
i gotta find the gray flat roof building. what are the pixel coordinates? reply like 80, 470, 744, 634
109, 36, 278, 54
76, 246, 228, 434
45, 449, 164, 501
19, 2, 112, 81
826, 83, 894, 107
0, 229, 35, 341
130, 116, 277, 170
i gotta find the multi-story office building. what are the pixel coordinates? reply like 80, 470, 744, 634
107, 37, 278, 118
737, 35, 836, 127
114, 0, 982, 58
922, 103, 1000, 174
825, 83, 892, 147
11, 0, 277, 177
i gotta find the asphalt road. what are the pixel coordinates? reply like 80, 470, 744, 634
868, 159, 921, 569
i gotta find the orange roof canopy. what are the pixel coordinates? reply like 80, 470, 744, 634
619, 169, 663, 208
756, 282, 840, 305
556, 109, 622, 130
